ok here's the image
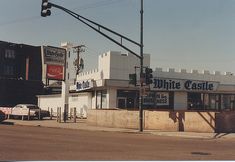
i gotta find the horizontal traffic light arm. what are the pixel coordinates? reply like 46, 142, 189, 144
48, 2, 142, 60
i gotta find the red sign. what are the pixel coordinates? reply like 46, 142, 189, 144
47, 65, 64, 80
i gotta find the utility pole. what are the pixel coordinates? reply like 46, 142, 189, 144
139, 0, 144, 132
73, 45, 85, 75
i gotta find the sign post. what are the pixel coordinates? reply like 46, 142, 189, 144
42, 46, 68, 122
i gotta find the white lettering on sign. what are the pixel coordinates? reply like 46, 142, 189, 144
76, 80, 94, 91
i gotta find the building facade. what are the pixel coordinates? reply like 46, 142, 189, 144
69, 51, 151, 112
38, 51, 235, 117
71, 51, 235, 112
0, 41, 44, 106
145, 68, 235, 111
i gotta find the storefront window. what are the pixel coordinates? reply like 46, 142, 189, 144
221, 94, 235, 110
143, 91, 172, 109
117, 97, 126, 108
231, 95, 235, 110
101, 91, 107, 108
96, 90, 107, 109
156, 92, 170, 107
203, 94, 209, 109
117, 90, 138, 109
188, 93, 203, 110
96, 91, 102, 109
117, 90, 173, 109
209, 94, 220, 110
187, 93, 233, 111
143, 92, 155, 108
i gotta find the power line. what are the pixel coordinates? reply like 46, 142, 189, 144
0, 16, 41, 26
0, 0, 125, 27
72, 0, 125, 11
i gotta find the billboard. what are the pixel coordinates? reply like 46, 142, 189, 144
42, 46, 66, 66
46, 64, 64, 80
41, 46, 66, 81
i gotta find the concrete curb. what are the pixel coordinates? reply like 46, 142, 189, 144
2, 119, 235, 140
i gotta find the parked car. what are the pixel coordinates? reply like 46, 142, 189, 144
0, 110, 6, 122
11, 104, 50, 120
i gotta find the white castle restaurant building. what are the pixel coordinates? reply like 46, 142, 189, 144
38, 51, 235, 118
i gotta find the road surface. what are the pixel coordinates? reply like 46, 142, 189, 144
0, 124, 235, 160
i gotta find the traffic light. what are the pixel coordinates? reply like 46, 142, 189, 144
145, 67, 153, 85
41, 0, 52, 17
129, 73, 137, 86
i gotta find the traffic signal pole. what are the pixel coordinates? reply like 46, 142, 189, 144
46, 2, 141, 60
139, 0, 144, 132
41, 0, 145, 132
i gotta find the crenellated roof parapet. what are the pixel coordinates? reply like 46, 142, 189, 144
153, 67, 235, 84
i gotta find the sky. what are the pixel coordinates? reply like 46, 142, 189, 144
1, 0, 235, 74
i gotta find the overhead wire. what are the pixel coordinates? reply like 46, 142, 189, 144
70, 0, 133, 56
0, 0, 137, 60
72, 0, 126, 11
0, 0, 126, 27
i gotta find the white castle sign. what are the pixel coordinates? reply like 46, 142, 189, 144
151, 78, 219, 91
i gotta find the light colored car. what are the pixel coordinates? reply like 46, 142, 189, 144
11, 104, 50, 120
0, 110, 6, 122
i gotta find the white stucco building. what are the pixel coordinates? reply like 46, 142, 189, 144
60, 42, 77, 84
38, 50, 235, 117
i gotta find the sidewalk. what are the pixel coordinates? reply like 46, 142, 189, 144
2, 118, 235, 140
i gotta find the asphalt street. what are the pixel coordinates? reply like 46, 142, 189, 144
0, 124, 235, 161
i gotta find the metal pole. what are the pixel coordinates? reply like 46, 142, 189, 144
139, 0, 144, 132
49, 3, 141, 59
63, 104, 68, 123
38, 108, 41, 120
56, 107, 58, 122
27, 108, 30, 121
50, 108, 53, 120
73, 107, 76, 123
70, 108, 72, 120
59, 107, 61, 123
